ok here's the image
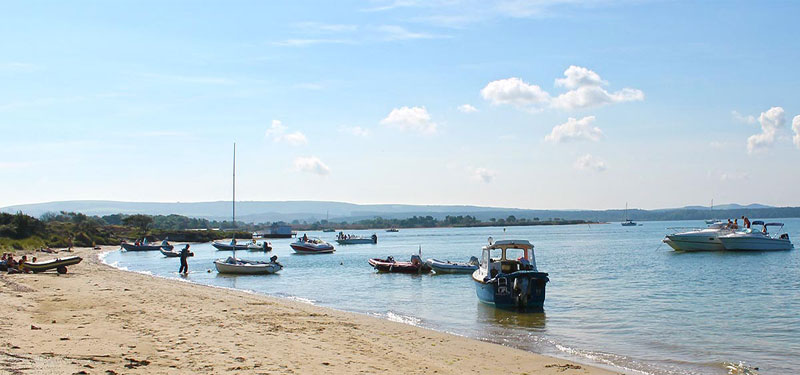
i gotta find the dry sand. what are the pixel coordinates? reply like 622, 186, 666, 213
0, 247, 619, 374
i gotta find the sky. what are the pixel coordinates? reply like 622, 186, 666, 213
1, 0, 799, 210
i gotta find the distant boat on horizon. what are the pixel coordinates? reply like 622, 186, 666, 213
621, 203, 638, 226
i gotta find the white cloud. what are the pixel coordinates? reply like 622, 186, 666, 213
272, 38, 354, 47
732, 110, 757, 124
376, 25, 444, 40
265, 120, 307, 146
555, 65, 607, 89
480, 77, 551, 109
458, 104, 478, 113
294, 156, 330, 175
293, 22, 358, 33
282, 131, 308, 146
544, 116, 603, 143
380, 106, 438, 134
339, 126, 370, 137
472, 167, 496, 183
550, 85, 644, 110
720, 171, 750, 182
481, 67, 643, 111
747, 107, 785, 154
792, 115, 800, 150
573, 154, 607, 172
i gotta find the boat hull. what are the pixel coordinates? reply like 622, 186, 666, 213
427, 259, 478, 274
472, 271, 549, 311
718, 237, 793, 251
122, 243, 173, 251
22, 256, 83, 273
663, 236, 725, 252
214, 260, 282, 274
212, 242, 249, 251
160, 249, 181, 257
290, 243, 335, 254
335, 238, 376, 245
368, 258, 431, 273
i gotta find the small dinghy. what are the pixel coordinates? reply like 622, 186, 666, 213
335, 233, 377, 245
122, 239, 173, 251
212, 239, 250, 251
246, 240, 272, 252
161, 248, 194, 258
22, 256, 82, 274
427, 256, 479, 274
214, 255, 283, 275
368, 255, 431, 274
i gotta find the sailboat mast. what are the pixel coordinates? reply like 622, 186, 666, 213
232, 142, 236, 258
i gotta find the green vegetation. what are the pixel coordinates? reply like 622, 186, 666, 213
0, 210, 593, 252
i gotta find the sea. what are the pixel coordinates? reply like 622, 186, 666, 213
102, 219, 800, 375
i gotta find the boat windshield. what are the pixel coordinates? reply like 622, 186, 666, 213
505, 248, 529, 261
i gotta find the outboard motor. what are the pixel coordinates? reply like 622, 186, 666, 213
468, 256, 480, 266
513, 278, 530, 308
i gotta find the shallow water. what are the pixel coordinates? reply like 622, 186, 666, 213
104, 219, 800, 375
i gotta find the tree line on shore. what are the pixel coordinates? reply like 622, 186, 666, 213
0, 211, 592, 251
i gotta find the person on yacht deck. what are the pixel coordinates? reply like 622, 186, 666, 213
742, 216, 751, 229
732, 219, 739, 230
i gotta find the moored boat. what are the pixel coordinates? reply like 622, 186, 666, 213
386, 228, 399, 232
246, 239, 272, 252
214, 255, 283, 275
212, 239, 250, 251
335, 233, 377, 245
663, 222, 733, 251
290, 237, 335, 254
472, 239, 549, 311
718, 221, 794, 251
121, 239, 173, 251
368, 255, 431, 274
21, 256, 82, 274
427, 257, 479, 274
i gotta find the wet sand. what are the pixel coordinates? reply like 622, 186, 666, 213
0, 246, 618, 374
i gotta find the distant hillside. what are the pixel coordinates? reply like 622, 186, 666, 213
2, 200, 799, 224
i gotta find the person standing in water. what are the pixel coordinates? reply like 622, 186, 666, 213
179, 244, 193, 275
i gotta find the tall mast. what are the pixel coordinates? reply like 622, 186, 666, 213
233, 142, 236, 226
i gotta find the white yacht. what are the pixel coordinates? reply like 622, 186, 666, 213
663, 222, 733, 251
718, 221, 794, 251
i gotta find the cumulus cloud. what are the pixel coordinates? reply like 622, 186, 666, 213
380, 106, 437, 134
544, 116, 603, 143
265, 120, 308, 146
481, 66, 643, 111
550, 86, 644, 110
793, 115, 800, 149
472, 167, 496, 183
480, 77, 551, 109
555, 66, 607, 89
458, 104, 478, 113
339, 126, 370, 137
747, 107, 785, 154
732, 110, 757, 124
573, 154, 607, 172
294, 156, 330, 175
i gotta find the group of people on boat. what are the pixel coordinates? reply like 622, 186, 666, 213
724, 216, 773, 234
0, 253, 37, 273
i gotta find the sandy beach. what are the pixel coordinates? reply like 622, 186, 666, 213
0, 247, 617, 375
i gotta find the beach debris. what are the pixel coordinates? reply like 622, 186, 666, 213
72, 371, 89, 375
124, 358, 150, 369
726, 361, 759, 375
30, 325, 41, 330
105, 370, 118, 375
545, 363, 582, 372
235, 356, 246, 362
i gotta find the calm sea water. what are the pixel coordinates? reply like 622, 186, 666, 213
103, 219, 800, 375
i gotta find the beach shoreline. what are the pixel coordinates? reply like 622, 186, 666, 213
1, 246, 618, 374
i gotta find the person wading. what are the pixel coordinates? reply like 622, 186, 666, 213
179, 244, 193, 275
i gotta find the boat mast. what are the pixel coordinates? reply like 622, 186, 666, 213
232, 142, 236, 258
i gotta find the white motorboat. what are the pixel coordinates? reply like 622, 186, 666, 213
427, 256, 479, 274
663, 222, 733, 251
214, 256, 283, 274
290, 237, 335, 254
246, 239, 272, 252
718, 221, 794, 251
335, 233, 377, 245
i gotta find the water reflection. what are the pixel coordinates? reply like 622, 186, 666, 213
476, 302, 546, 331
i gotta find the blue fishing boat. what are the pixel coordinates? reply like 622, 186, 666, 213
471, 239, 549, 311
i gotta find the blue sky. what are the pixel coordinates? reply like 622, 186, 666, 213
1, 0, 799, 210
